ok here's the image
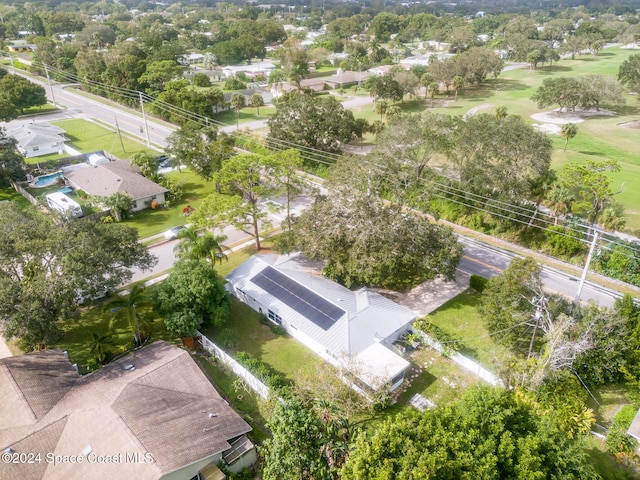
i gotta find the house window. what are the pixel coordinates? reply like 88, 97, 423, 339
152, 195, 156, 200
132, 200, 137, 209
33, 146, 39, 151
390, 371, 405, 386
267, 309, 282, 325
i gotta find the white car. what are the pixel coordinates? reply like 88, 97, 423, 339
164, 225, 186, 240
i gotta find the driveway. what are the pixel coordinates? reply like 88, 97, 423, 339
374, 270, 470, 318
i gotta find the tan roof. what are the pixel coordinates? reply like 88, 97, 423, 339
65, 160, 167, 201
0, 341, 251, 480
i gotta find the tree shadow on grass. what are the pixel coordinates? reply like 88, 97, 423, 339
535, 65, 573, 75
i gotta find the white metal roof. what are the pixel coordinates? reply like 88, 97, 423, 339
226, 254, 415, 358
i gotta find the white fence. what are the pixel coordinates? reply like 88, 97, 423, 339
418, 332, 503, 387
198, 332, 270, 399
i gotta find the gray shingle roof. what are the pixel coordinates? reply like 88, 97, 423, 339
6, 123, 66, 149
65, 160, 167, 200
0, 341, 251, 480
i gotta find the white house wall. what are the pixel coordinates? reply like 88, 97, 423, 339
131, 192, 166, 212
24, 141, 64, 158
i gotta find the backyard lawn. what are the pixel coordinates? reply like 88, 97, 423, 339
423, 289, 512, 371
201, 297, 324, 384
50, 290, 176, 374
390, 348, 480, 414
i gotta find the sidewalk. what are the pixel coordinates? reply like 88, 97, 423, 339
0, 336, 13, 359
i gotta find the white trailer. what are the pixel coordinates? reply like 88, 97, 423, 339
46, 191, 83, 218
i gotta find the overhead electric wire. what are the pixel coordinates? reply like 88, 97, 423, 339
11, 56, 640, 262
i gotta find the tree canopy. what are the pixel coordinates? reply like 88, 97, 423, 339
287, 180, 462, 290
618, 54, 640, 92
0, 128, 26, 186
0, 203, 155, 349
341, 386, 599, 480
267, 93, 358, 154
156, 259, 229, 337
165, 123, 234, 181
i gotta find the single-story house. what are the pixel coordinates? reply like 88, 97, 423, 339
0, 341, 256, 480
226, 254, 414, 394
65, 160, 168, 212
6, 123, 66, 157
178, 53, 204, 65
223, 88, 273, 105
222, 62, 275, 78
324, 70, 371, 89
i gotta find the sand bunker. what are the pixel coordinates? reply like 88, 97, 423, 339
531, 108, 616, 125
619, 120, 640, 129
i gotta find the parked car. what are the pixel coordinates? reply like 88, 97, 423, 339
164, 225, 186, 240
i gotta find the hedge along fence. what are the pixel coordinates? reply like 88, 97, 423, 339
412, 319, 503, 387
199, 333, 270, 399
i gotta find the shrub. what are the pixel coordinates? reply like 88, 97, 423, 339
544, 225, 586, 258
234, 351, 288, 390
469, 274, 488, 293
193, 73, 211, 87
224, 78, 246, 90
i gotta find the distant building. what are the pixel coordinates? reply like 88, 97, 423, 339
0, 341, 256, 480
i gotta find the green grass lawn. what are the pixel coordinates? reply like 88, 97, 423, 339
353, 47, 640, 232
194, 355, 272, 444
201, 297, 324, 384
50, 293, 176, 374
50, 119, 154, 159
213, 106, 276, 126
389, 348, 480, 415
123, 168, 218, 238
0, 187, 32, 209
422, 289, 512, 371
585, 435, 638, 480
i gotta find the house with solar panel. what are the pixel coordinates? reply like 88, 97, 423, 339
226, 253, 416, 394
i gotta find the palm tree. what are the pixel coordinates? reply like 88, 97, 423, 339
173, 224, 202, 259
108, 283, 152, 347
374, 100, 389, 120
230, 93, 245, 129
420, 73, 434, 98
195, 232, 229, 265
174, 225, 229, 265
452, 75, 464, 101
428, 82, 438, 108
103, 192, 133, 222
89, 332, 114, 364
494, 105, 508, 120
561, 123, 578, 152
249, 93, 264, 116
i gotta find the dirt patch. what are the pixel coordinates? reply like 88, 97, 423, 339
619, 120, 640, 129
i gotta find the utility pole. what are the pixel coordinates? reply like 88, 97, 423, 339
114, 117, 125, 153
528, 297, 545, 359
43, 64, 57, 107
138, 92, 151, 148
575, 230, 599, 302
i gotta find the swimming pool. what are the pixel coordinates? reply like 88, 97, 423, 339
33, 171, 63, 187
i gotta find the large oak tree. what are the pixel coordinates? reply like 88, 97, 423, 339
0, 203, 155, 349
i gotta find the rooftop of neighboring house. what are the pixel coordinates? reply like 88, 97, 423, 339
64, 160, 167, 201
6, 122, 66, 148
0, 341, 251, 480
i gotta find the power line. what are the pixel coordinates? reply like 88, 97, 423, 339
9, 55, 640, 262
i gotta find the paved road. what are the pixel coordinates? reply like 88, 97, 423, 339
11, 70, 176, 149
458, 237, 618, 307
127, 194, 313, 284
13, 67, 628, 308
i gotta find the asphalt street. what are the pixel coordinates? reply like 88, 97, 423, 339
12, 69, 628, 308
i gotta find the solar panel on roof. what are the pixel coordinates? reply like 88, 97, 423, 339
251, 266, 344, 330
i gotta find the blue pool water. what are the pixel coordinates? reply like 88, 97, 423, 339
33, 171, 63, 187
